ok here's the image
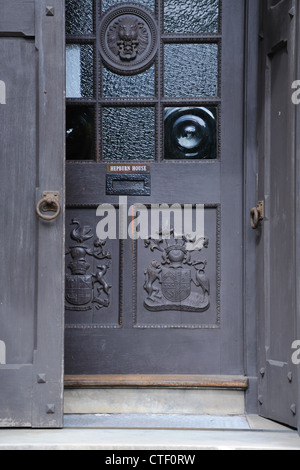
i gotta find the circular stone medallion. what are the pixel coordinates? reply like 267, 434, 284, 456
99, 4, 158, 75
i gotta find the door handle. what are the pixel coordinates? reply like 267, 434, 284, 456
36, 191, 61, 221
250, 201, 264, 230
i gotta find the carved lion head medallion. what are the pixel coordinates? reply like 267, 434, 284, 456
99, 4, 158, 75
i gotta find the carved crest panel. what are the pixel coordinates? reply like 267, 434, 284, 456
65, 218, 112, 312
134, 206, 220, 329
143, 231, 210, 312
65, 210, 121, 328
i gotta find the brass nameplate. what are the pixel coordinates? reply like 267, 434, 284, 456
106, 164, 150, 174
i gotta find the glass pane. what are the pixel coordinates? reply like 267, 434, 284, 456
164, 107, 217, 160
103, 65, 155, 98
66, 45, 94, 98
103, 107, 155, 161
66, 106, 95, 160
102, 0, 155, 12
164, 0, 219, 34
65, 0, 93, 35
164, 44, 218, 97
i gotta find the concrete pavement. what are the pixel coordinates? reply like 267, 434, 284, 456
0, 415, 299, 450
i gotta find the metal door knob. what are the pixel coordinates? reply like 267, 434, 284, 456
36, 191, 61, 221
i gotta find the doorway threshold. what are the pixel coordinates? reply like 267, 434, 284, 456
64, 375, 248, 415
0, 417, 297, 450
63, 414, 290, 432
64, 374, 248, 389
64, 414, 249, 430
64, 387, 245, 415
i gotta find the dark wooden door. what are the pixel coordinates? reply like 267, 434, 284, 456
0, 0, 65, 427
65, 0, 246, 377
257, 0, 299, 428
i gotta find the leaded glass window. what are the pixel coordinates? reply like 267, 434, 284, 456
66, 0, 221, 161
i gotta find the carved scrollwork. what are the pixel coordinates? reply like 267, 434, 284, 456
65, 219, 112, 311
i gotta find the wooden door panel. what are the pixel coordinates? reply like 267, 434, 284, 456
65, 207, 121, 328
257, 0, 298, 428
65, 0, 246, 377
0, 36, 38, 427
66, 329, 225, 375
0, 38, 36, 366
0, 0, 65, 428
0, 0, 35, 36
0, 367, 33, 426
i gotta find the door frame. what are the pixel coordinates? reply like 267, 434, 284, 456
0, 0, 65, 428
242, 0, 260, 413
256, 0, 300, 430
295, 2, 300, 434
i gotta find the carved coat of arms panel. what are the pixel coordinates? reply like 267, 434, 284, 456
134, 206, 220, 328
64, 210, 121, 328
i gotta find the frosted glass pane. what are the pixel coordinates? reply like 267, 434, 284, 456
102, 0, 155, 12
103, 108, 155, 161
164, 44, 218, 97
66, 45, 94, 98
103, 65, 155, 98
164, 0, 219, 33
66, 0, 93, 35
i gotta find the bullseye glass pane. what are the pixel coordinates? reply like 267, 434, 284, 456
65, 0, 93, 35
66, 106, 95, 160
102, 0, 155, 12
164, 44, 218, 97
103, 107, 155, 161
164, 0, 219, 34
66, 45, 94, 98
164, 107, 217, 160
103, 65, 155, 98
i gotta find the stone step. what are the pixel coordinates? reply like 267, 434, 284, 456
64, 388, 245, 415
64, 375, 248, 415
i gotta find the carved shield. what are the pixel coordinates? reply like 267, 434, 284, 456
161, 268, 191, 303
65, 274, 93, 306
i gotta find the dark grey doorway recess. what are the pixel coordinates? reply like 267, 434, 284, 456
2, 0, 300, 433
